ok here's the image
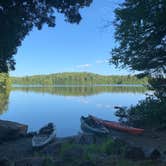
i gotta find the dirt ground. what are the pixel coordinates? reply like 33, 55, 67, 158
0, 129, 166, 162
0, 137, 33, 161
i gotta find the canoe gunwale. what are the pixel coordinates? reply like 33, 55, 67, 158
32, 125, 56, 148
89, 115, 144, 135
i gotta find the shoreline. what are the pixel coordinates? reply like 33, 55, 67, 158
0, 120, 166, 165
12, 84, 147, 88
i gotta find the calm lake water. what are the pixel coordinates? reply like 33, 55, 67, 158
0, 85, 148, 137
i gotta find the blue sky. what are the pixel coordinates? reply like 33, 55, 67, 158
10, 0, 131, 77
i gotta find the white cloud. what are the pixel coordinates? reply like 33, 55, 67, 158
76, 64, 92, 69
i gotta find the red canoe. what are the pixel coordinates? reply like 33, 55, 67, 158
89, 115, 144, 135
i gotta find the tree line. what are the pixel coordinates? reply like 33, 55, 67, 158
11, 72, 148, 85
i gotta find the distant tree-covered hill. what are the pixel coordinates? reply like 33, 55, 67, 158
11, 72, 148, 85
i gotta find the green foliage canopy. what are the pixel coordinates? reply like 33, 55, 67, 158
110, 1, 166, 128
111, 0, 166, 78
0, 0, 93, 72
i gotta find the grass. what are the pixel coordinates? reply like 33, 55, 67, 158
32, 137, 165, 166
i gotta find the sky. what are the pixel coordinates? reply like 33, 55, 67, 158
10, 0, 131, 77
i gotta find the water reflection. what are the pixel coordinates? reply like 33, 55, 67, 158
12, 85, 147, 96
0, 85, 148, 137
0, 88, 10, 114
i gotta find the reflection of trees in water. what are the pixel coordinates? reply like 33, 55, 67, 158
12, 86, 147, 96
0, 88, 10, 114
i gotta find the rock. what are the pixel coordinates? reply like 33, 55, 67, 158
125, 146, 145, 160
41, 142, 62, 156
0, 120, 28, 141
155, 125, 166, 132
0, 157, 10, 166
143, 148, 161, 160
63, 146, 84, 161
150, 149, 161, 160
14, 157, 44, 166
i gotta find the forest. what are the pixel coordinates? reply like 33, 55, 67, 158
11, 72, 148, 85
0, 73, 11, 88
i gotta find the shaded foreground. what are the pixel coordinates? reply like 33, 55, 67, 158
0, 120, 166, 166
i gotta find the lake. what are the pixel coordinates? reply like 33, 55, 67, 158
0, 85, 148, 137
